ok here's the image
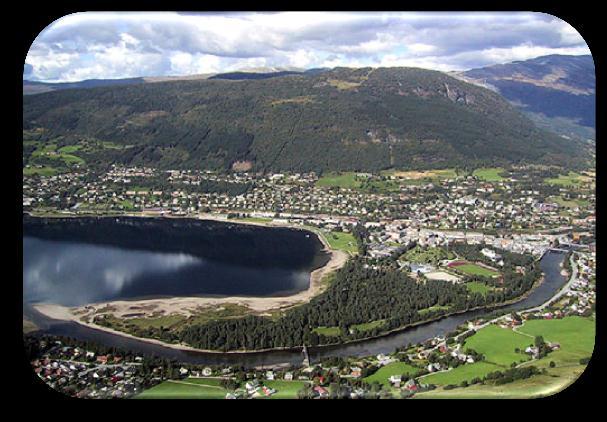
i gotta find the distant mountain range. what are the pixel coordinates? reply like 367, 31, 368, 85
23, 67, 330, 95
455, 55, 595, 141
23, 66, 589, 173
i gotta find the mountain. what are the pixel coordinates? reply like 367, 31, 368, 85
457, 55, 595, 141
23, 78, 147, 95
23, 66, 590, 173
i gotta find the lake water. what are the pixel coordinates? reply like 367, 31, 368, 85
23, 216, 329, 306
24, 217, 569, 368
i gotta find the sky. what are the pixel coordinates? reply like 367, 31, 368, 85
24, 12, 591, 82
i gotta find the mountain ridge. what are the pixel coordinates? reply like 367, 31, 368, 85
23, 66, 590, 173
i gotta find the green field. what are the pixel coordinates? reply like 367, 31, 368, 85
402, 246, 454, 265
23, 166, 59, 176
325, 231, 358, 253
545, 172, 587, 186
260, 380, 307, 399
517, 316, 595, 367
473, 167, 505, 182
415, 364, 587, 399
548, 196, 590, 209
350, 320, 385, 332
453, 263, 500, 277
421, 361, 500, 386
465, 282, 494, 296
136, 377, 306, 399
463, 325, 532, 366
312, 326, 341, 336
316, 172, 362, 189
363, 362, 419, 386
136, 378, 227, 399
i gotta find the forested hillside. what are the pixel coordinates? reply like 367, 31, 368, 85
23, 67, 589, 173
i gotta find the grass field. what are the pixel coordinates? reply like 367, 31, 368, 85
451, 262, 500, 277
363, 362, 419, 386
465, 282, 494, 296
402, 246, 454, 265
260, 380, 307, 399
473, 167, 505, 182
136, 378, 227, 399
312, 326, 341, 336
325, 231, 358, 253
136, 378, 306, 399
414, 364, 587, 399
463, 325, 532, 366
517, 316, 595, 367
421, 362, 500, 386
23, 166, 59, 176
545, 172, 588, 187
548, 196, 590, 209
316, 172, 362, 189
350, 320, 385, 332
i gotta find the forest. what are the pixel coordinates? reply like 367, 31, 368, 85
23, 67, 588, 173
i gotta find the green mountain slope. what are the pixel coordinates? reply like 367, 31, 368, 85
23, 67, 589, 173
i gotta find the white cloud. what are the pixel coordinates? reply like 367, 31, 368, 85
24, 12, 592, 82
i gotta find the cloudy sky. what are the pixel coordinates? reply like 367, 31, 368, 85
24, 12, 590, 82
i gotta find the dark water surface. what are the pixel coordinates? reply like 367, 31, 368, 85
23, 216, 329, 306
24, 217, 569, 368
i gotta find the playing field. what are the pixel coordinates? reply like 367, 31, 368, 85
472, 167, 505, 182
463, 324, 532, 366
363, 362, 419, 386
420, 361, 500, 386
451, 262, 500, 277
136, 378, 227, 399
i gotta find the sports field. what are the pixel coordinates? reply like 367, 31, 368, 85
449, 261, 500, 277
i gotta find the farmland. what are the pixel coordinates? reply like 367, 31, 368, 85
135, 377, 306, 399
135, 378, 227, 399
463, 325, 532, 366
420, 361, 500, 386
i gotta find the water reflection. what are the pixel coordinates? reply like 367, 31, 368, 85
24, 237, 311, 306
